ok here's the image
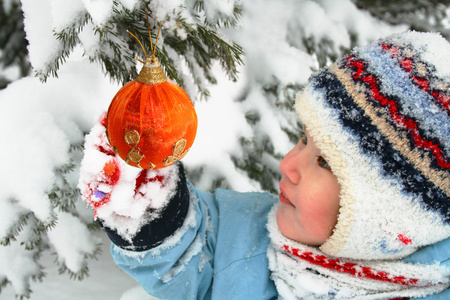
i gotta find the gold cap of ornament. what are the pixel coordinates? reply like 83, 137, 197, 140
128, 14, 167, 85
137, 57, 167, 85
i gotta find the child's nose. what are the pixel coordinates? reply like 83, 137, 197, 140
280, 147, 302, 184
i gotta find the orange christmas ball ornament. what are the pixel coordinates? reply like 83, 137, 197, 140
105, 23, 197, 169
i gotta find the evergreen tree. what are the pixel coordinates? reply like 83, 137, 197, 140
37, 0, 244, 98
1, 0, 244, 298
354, 0, 450, 40
0, 0, 31, 89
1, 0, 450, 298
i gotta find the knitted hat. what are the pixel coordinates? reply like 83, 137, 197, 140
295, 31, 450, 260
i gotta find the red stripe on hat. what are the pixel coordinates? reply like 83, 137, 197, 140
345, 55, 450, 169
382, 44, 450, 116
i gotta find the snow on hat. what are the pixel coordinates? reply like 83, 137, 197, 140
295, 31, 450, 260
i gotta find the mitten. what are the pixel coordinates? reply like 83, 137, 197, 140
78, 114, 189, 250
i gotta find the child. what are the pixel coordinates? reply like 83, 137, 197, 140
79, 31, 450, 299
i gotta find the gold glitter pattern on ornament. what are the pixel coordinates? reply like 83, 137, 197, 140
137, 57, 167, 85
124, 130, 140, 145
163, 139, 190, 166
124, 130, 144, 168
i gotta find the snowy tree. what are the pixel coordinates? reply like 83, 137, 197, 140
1, 0, 449, 299
28, 0, 243, 97
1, 0, 244, 298
355, 0, 450, 40
0, 0, 31, 88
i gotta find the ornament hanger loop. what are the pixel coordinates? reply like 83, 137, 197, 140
127, 31, 148, 62
127, 11, 162, 65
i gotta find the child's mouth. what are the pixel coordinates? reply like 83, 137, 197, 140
279, 191, 294, 207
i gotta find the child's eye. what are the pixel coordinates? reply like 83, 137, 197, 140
299, 128, 307, 144
317, 156, 331, 169
301, 137, 307, 145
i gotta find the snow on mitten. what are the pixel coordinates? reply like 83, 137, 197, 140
78, 113, 180, 243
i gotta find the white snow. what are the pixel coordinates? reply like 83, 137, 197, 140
149, 0, 185, 22
0, 232, 41, 296
1, 232, 156, 300
21, 0, 61, 73
118, 0, 139, 11
2, 0, 13, 13
0, 45, 120, 298
46, 211, 100, 273
49, 0, 85, 31
0, 0, 408, 298
81, 0, 113, 26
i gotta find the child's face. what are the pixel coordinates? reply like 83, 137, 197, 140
277, 130, 341, 246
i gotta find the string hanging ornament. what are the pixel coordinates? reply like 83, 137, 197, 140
106, 13, 198, 169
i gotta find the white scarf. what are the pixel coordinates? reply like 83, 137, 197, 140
266, 205, 450, 299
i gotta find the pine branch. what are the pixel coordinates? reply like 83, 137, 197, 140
33, 0, 244, 99
191, 0, 242, 28
0, 278, 9, 297
54, 242, 102, 281
353, 0, 450, 40
0, 236, 45, 299
0, 0, 31, 77
38, 12, 90, 82
196, 24, 244, 81
50, 142, 85, 213
0, 210, 32, 247
49, 161, 80, 212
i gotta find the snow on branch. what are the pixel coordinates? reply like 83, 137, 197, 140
21, 0, 244, 101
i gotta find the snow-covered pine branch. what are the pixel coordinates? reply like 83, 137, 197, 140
25, 0, 244, 101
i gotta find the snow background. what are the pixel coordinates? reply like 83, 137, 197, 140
0, 0, 415, 299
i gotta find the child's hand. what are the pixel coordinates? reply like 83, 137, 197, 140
78, 113, 179, 242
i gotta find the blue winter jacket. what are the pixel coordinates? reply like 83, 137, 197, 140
104, 164, 449, 299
